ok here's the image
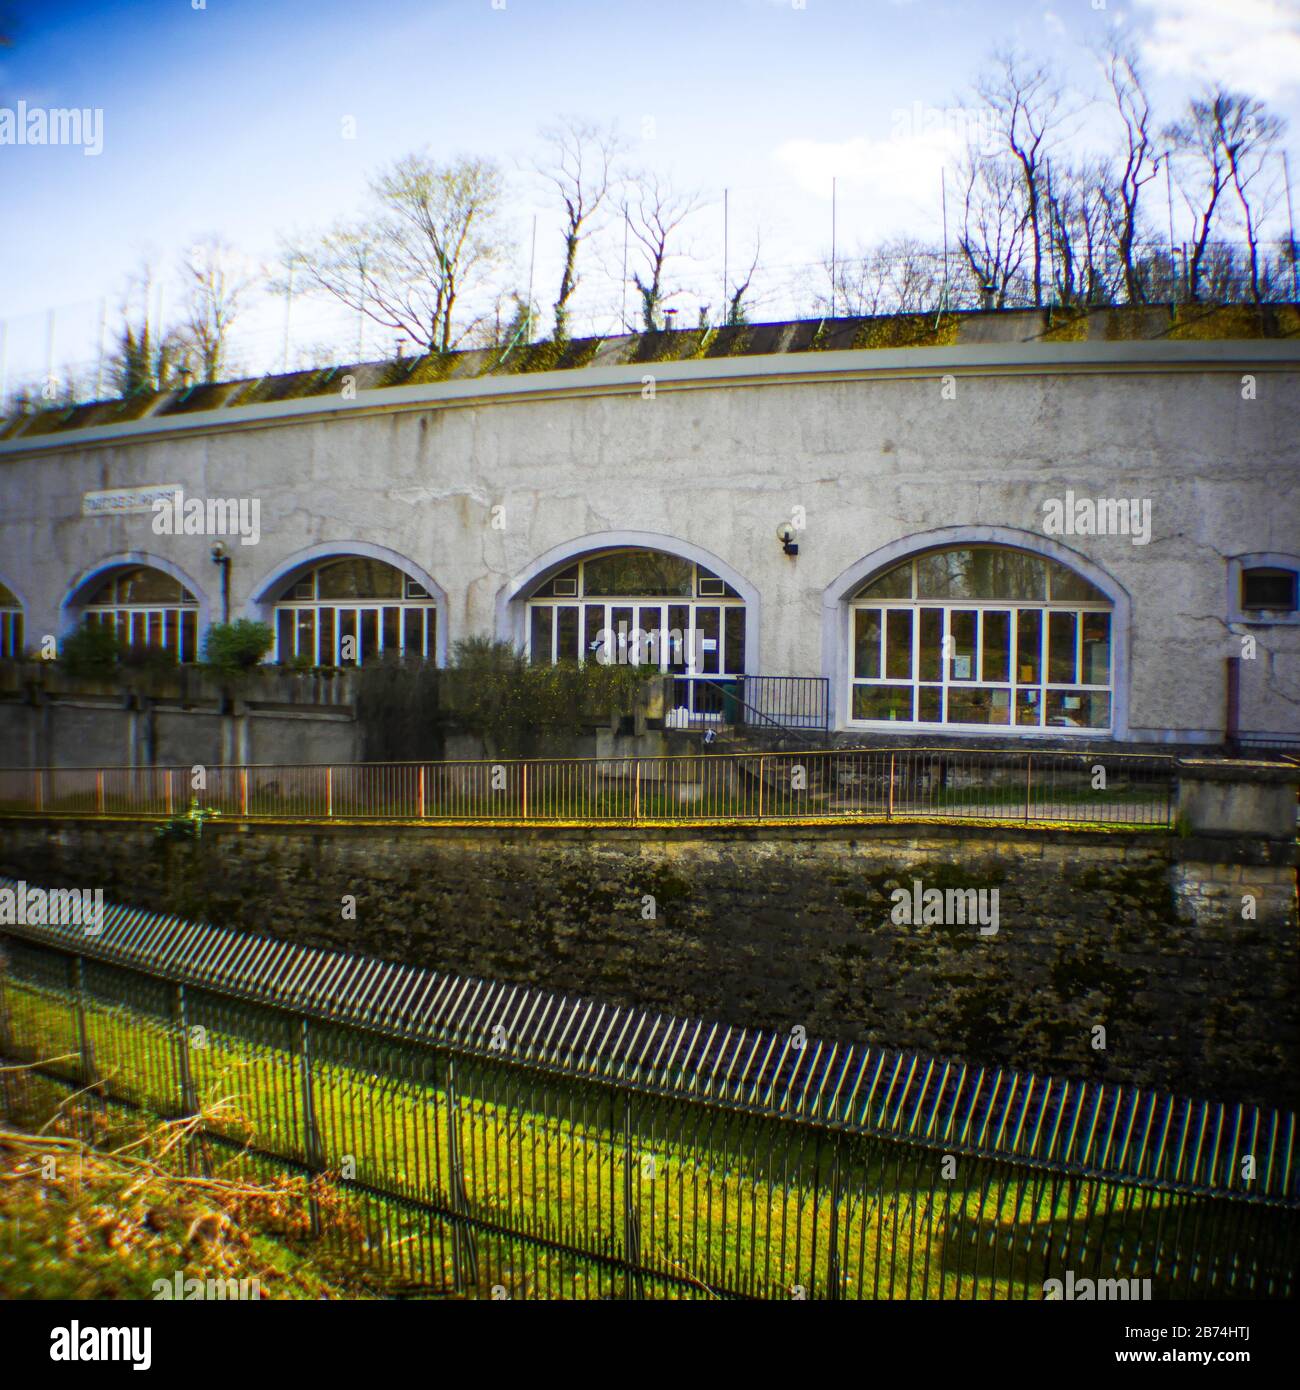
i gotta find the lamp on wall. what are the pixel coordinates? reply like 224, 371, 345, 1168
776, 522, 799, 558
210, 541, 231, 623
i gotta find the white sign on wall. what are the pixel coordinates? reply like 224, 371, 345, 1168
82, 484, 181, 517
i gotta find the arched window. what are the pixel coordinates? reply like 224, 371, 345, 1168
83, 567, 199, 662
0, 581, 22, 658
524, 547, 747, 719
272, 556, 437, 667
848, 545, 1114, 731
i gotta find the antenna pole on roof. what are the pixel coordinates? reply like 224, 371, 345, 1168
830, 176, 837, 319
281, 257, 295, 374
621, 201, 629, 332
940, 167, 949, 319
95, 297, 107, 398
1165, 152, 1178, 302
723, 187, 729, 325
1283, 151, 1298, 302
526, 214, 537, 344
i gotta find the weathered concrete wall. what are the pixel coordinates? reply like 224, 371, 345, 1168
0, 818, 1293, 1107
1, 347, 1297, 741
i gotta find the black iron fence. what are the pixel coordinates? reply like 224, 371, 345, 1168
0, 879, 1294, 1299
669, 675, 830, 732
0, 747, 1176, 828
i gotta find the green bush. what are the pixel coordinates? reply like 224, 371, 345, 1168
202, 619, 274, 671
58, 623, 125, 677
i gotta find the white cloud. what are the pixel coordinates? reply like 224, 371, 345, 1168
1135, 0, 1300, 101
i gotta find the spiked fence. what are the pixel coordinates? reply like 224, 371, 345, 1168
0, 878, 1293, 1299
0, 747, 1176, 828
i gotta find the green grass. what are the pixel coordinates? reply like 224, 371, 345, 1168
0, 975, 1217, 1301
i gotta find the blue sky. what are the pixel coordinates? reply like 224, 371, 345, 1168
2, 0, 1298, 389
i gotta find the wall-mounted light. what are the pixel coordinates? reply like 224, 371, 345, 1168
776, 522, 799, 558
210, 541, 231, 623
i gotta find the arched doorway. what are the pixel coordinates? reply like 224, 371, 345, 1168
510, 537, 756, 722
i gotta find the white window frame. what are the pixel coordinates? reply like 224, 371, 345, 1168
272, 563, 438, 666
847, 551, 1115, 735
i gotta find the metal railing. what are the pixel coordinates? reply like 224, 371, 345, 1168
0, 748, 1177, 828
669, 674, 830, 732
1, 879, 1293, 1299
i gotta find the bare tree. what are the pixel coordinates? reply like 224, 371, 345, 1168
626, 173, 702, 331
285, 152, 510, 354
1218, 96, 1286, 303
108, 265, 185, 397
815, 237, 944, 317
536, 118, 621, 341
976, 50, 1071, 306
174, 236, 258, 382
1045, 158, 1121, 306
1100, 43, 1162, 304
725, 230, 763, 326
957, 149, 1030, 306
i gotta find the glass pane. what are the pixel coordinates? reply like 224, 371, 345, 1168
852, 684, 914, 721
949, 610, 976, 680
338, 609, 357, 666
1047, 689, 1110, 729
315, 558, 404, 600
296, 609, 316, 662
885, 609, 913, 679
359, 609, 378, 664
181, 611, 197, 664
981, 610, 1011, 682
947, 686, 1012, 725
582, 550, 693, 597
724, 607, 746, 675
319, 607, 335, 665
533, 563, 579, 598
1048, 561, 1107, 603
147, 612, 163, 649
556, 606, 579, 662
530, 606, 554, 663
0, 581, 15, 605
1048, 611, 1077, 684
426, 609, 436, 661
610, 606, 634, 665
585, 604, 607, 661
165, 609, 178, 656
382, 606, 401, 654
918, 609, 943, 681
917, 548, 1045, 600
853, 609, 881, 680
668, 604, 690, 670
116, 568, 184, 605
402, 605, 422, 655
636, 603, 664, 667
856, 562, 912, 600
1015, 689, 1042, 725
1016, 610, 1042, 684
1082, 612, 1111, 685
695, 607, 720, 675
919, 685, 943, 722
